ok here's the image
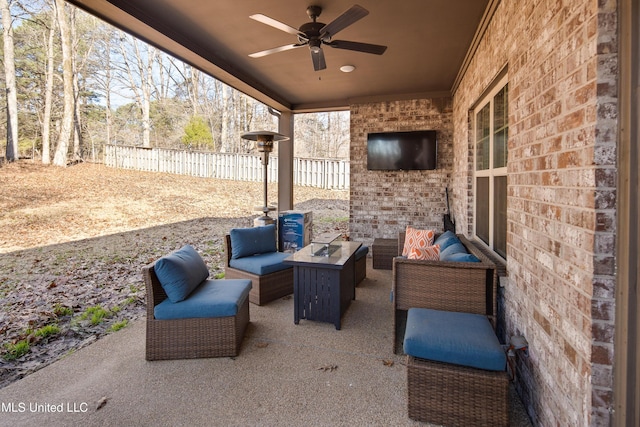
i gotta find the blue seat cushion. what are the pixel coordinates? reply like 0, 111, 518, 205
439, 241, 467, 258
154, 245, 210, 303
404, 308, 506, 371
154, 279, 252, 320
355, 245, 369, 260
229, 251, 292, 275
230, 224, 277, 259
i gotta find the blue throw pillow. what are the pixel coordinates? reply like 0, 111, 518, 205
230, 224, 277, 259
154, 245, 210, 302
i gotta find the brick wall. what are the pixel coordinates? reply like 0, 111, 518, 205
348, 0, 618, 425
349, 98, 454, 246
449, 0, 617, 426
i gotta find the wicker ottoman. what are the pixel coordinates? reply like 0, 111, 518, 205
404, 308, 508, 426
407, 356, 508, 426
372, 238, 398, 270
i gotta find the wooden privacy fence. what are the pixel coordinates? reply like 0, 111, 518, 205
104, 145, 350, 190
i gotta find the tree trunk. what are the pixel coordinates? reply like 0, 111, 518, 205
220, 85, 231, 153
142, 46, 154, 147
70, 6, 82, 160
41, 4, 56, 165
52, 0, 74, 167
105, 45, 112, 148
119, 37, 154, 147
1, 0, 19, 161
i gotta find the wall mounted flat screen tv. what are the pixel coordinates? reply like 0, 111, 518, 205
367, 130, 437, 170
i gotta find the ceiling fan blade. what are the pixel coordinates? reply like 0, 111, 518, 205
249, 44, 305, 58
320, 5, 369, 38
326, 40, 387, 55
311, 48, 326, 71
250, 14, 304, 37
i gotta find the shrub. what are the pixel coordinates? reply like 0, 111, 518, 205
182, 116, 214, 150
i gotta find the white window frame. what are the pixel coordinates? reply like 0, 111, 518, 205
473, 74, 508, 257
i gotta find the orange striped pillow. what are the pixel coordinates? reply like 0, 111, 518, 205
408, 245, 440, 261
402, 226, 435, 256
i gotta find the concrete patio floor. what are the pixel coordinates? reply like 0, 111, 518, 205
0, 259, 532, 426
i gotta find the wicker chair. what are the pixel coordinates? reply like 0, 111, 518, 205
392, 232, 497, 354
143, 263, 250, 361
224, 234, 293, 305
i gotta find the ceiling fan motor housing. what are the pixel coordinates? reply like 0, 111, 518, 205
298, 22, 326, 41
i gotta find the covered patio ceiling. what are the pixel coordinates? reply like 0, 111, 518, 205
68, 0, 493, 113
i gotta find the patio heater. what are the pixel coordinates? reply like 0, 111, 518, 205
241, 131, 289, 227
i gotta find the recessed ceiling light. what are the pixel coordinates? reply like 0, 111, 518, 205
340, 65, 356, 73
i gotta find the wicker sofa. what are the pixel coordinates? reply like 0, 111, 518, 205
392, 231, 498, 354
392, 232, 506, 425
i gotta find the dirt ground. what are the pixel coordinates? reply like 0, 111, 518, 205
0, 161, 348, 388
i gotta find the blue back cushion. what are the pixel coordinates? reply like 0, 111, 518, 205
439, 242, 468, 258
154, 245, 209, 303
404, 308, 506, 371
434, 231, 460, 252
230, 224, 277, 259
355, 245, 369, 260
436, 235, 482, 262
154, 279, 252, 320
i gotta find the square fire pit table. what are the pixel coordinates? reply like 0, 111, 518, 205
283, 241, 362, 330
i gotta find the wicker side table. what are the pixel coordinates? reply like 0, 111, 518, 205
372, 238, 398, 270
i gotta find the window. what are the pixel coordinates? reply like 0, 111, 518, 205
474, 77, 508, 259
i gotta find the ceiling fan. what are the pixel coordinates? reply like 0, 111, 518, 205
248, 4, 387, 71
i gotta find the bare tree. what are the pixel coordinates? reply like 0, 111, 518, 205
52, 0, 73, 166
70, 6, 82, 160
220, 84, 231, 153
293, 111, 349, 159
40, 1, 56, 164
90, 22, 119, 147
118, 35, 156, 147
1, 0, 19, 161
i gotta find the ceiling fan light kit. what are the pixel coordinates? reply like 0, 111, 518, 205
340, 65, 356, 73
249, 4, 387, 71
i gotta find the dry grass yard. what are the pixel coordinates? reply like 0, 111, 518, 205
0, 161, 348, 387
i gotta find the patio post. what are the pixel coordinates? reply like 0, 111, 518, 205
277, 110, 294, 211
